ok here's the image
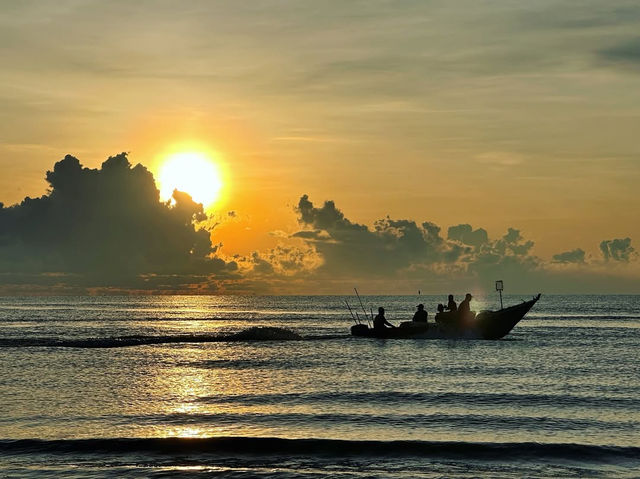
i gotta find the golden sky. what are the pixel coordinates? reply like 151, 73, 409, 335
1, 1, 639, 293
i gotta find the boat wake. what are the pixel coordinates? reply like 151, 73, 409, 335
0, 327, 318, 348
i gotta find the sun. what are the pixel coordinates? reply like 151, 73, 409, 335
157, 151, 223, 207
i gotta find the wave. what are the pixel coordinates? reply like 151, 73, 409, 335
0, 327, 307, 348
93, 411, 635, 433
527, 314, 640, 321
1, 437, 638, 463
195, 390, 640, 410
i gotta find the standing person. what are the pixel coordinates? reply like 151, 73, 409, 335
413, 304, 428, 322
373, 307, 395, 331
446, 295, 457, 312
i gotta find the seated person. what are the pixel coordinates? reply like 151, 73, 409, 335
446, 294, 457, 312
373, 307, 395, 331
458, 293, 472, 314
413, 303, 428, 322
457, 293, 475, 326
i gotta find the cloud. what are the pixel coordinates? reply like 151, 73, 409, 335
447, 224, 488, 248
521, 3, 640, 30
552, 248, 586, 263
459, 228, 538, 283
282, 195, 640, 293
2, 173, 639, 294
600, 237, 635, 262
0, 153, 236, 291
231, 243, 322, 281
599, 38, 640, 67
259, 245, 322, 276
292, 194, 456, 276
287, 195, 541, 290
291, 229, 333, 242
498, 228, 535, 256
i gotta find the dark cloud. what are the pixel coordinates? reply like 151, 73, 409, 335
521, 4, 640, 30
552, 248, 586, 263
599, 38, 640, 67
292, 195, 455, 276
233, 244, 321, 279
600, 238, 635, 262
245, 252, 275, 275
462, 228, 538, 282
291, 229, 333, 242
3, 174, 638, 294
0, 153, 236, 290
495, 228, 535, 256
296, 194, 366, 235
444, 225, 536, 279
286, 195, 540, 287
447, 224, 488, 248
246, 196, 639, 292
261, 245, 321, 275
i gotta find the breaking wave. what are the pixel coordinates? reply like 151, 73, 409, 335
1, 437, 638, 463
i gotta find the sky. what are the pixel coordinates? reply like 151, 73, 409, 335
1, 1, 639, 294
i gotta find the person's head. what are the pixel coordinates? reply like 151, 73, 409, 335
378, 307, 385, 314
437, 304, 444, 313
448, 294, 454, 301
465, 293, 472, 300
417, 304, 424, 310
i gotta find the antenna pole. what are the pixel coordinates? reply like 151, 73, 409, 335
495, 280, 504, 310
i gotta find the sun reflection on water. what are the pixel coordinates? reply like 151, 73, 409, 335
148, 343, 243, 438
166, 426, 208, 438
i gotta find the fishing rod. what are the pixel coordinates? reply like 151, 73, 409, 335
344, 299, 358, 324
354, 287, 371, 321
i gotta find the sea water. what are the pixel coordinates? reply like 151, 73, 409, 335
0, 294, 638, 478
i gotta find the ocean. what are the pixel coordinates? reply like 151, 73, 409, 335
0, 294, 638, 478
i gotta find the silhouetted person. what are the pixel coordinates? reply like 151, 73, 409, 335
373, 307, 395, 331
458, 293, 472, 316
437, 303, 445, 314
446, 295, 457, 312
413, 303, 428, 322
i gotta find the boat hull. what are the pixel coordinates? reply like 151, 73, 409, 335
350, 294, 540, 340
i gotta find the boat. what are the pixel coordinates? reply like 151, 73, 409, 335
350, 294, 541, 340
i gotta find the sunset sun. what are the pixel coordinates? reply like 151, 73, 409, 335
157, 151, 223, 207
